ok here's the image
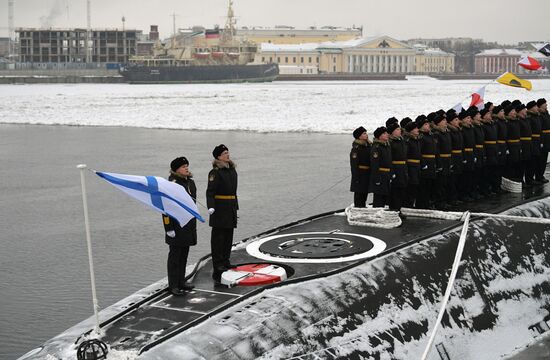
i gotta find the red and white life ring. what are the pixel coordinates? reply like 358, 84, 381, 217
221, 263, 287, 287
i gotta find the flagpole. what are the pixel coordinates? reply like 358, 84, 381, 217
77, 164, 101, 335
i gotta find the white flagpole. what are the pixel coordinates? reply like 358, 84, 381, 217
77, 164, 101, 334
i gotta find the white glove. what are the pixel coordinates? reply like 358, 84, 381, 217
208, 208, 215, 215
421, 165, 428, 170
166, 230, 175, 238
506, 149, 510, 155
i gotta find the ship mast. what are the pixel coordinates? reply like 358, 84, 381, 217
222, 0, 236, 43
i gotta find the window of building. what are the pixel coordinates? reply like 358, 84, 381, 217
277, 57, 280, 63
333, 57, 336, 63
308, 57, 312, 63
285, 57, 288, 63
333, 65, 336, 72
262, 57, 265, 62
300, 57, 304, 63
269, 57, 272, 62
316, 57, 319, 63
293, 57, 296, 63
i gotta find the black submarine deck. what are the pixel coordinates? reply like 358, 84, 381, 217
85, 182, 550, 355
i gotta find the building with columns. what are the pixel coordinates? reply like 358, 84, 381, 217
257, 35, 454, 75
474, 49, 549, 74
237, 27, 362, 45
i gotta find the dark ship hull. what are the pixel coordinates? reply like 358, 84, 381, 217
19, 176, 550, 359
119, 63, 279, 84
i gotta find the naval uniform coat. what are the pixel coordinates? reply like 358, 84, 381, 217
433, 127, 452, 176
350, 139, 371, 193
473, 123, 485, 169
482, 120, 498, 166
206, 159, 238, 229
540, 110, 550, 151
389, 136, 408, 188
370, 140, 393, 196
519, 116, 533, 161
404, 133, 421, 185
506, 117, 521, 164
163, 173, 198, 247
528, 112, 542, 157
496, 118, 508, 166
461, 124, 476, 172
419, 131, 437, 179
448, 125, 464, 175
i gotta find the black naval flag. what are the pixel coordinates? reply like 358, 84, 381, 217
537, 43, 550, 57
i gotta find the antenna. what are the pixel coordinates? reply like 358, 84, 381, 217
8, 0, 14, 60
86, 0, 92, 64
122, 16, 125, 31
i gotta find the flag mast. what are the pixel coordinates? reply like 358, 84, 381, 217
77, 164, 101, 334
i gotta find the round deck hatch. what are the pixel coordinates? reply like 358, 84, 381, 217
246, 232, 386, 264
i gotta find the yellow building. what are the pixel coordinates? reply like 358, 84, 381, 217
257, 36, 455, 75
238, 27, 361, 45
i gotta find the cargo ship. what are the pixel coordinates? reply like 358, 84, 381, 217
119, 1, 278, 84
18, 170, 550, 360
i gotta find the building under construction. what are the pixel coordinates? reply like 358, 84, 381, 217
16, 28, 141, 65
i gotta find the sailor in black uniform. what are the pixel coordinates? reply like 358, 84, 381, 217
447, 110, 464, 205
537, 98, 550, 183
459, 109, 476, 202
403, 120, 421, 208
416, 116, 437, 209
494, 105, 508, 192
370, 127, 393, 208
207, 144, 238, 283
163, 157, 197, 296
350, 126, 371, 207
526, 101, 542, 185
505, 105, 521, 182
470, 106, 486, 198
481, 107, 499, 194
517, 103, 532, 186
388, 121, 408, 213
432, 112, 452, 208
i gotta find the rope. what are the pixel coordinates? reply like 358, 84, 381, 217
401, 207, 550, 224
420, 212, 471, 360
345, 205, 402, 229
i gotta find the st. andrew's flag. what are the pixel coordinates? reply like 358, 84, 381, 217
96, 171, 205, 226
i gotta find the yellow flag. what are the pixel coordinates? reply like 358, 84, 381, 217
496, 72, 532, 91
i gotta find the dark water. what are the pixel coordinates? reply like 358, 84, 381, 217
0, 124, 353, 359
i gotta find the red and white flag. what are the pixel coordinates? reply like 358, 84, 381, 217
469, 86, 486, 109
518, 56, 543, 71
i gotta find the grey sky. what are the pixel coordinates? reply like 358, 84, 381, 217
1, 0, 549, 44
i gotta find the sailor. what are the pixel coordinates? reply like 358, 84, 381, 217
370, 127, 393, 208
494, 105, 508, 192
481, 107, 499, 194
416, 116, 437, 209
459, 109, 476, 202
163, 157, 197, 296
431, 112, 452, 208
403, 120, 421, 207
207, 144, 238, 283
400, 117, 413, 130
350, 126, 371, 207
447, 110, 464, 205
517, 103, 532, 186
526, 101, 541, 185
505, 104, 521, 182
388, 121, 408, 214
537, 98, 550, 183
470, 106, 486, 198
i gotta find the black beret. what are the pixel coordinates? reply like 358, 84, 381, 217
374, 126, 388, 139
501, 100, 512, 108
537, 98, 547, 106
404, 121, 418, 132
526, 101, 537, 110
504, 105, 516, 115
353, 126, 366, 139
385, 117, 399, 127
170, 156, 189, 171
212, 144, 229, 158
387, 122, 400, 134
400, 117, 412, 128
492, 105, 503, 114
515, 103, 526, 112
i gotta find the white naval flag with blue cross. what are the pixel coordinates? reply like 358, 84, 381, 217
95, 171, 205, 226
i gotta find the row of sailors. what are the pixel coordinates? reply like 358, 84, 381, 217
350, 98, 550, 213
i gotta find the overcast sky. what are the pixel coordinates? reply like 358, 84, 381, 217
1, 0, 549, 44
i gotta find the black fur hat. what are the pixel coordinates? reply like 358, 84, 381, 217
353, 126, 367, 139
387, 122, 400, 135
212, 144, 229, 158
404, 121, 418, 132
537, 98, 547, 106
374, 126, 388, 139
400, 117, 412, 128
526, 101, 537, 110
170, 156, 189, 171
385, 117, 399, 127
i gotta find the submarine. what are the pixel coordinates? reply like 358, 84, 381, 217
18, 176, 550, 360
